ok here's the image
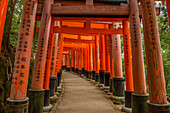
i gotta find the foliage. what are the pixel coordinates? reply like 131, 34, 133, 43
10, 0, 24, 47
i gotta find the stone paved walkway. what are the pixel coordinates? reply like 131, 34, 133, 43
53, 71, 116, 113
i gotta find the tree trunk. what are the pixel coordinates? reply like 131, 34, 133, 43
0, 0, 17, 112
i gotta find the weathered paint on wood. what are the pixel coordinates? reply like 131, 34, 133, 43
10, 0, 37, 100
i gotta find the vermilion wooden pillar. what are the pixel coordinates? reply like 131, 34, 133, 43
122, 21, 134, 109
78, 48, 84, 75
92, 38, 96, 81
109, 35, 114, 93
44, 21, 54, 90
123, 21, 133, 92
73, 51, 76, 72
86, 44, 90, 78
81, 48, 84, 74
88, 44, 93, 79
112, 22, 125, 97
75, 50, 79, 73
129, 0, 148, 112
43, 20, 55, 107
104, 35, 111, 90
62, 53, 64, 69
140, 0, 169, 112
84, 47, 88, 77
54, 39, 59, 75
65, 54, 67, 69
166, 0, 170, 31
65, 53, 67, 70
71, 51, 75, 72
29, 0, 52, 112
99, 35, 105, 86
0, 0, 8, 52
95, 35, 100, 82
67, 52, 71, 71
7, 0, 37, 112
110, 35, 114, 79
78, 49, 81, 74
66, 53, 68, 71
57, 34, 64, 87
49, 33, 59, 97
57, 35, 64, 71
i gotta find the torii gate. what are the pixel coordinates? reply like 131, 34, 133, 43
4, 0, 170, 113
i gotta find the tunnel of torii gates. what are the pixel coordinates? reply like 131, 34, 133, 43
0, 0, 170, 113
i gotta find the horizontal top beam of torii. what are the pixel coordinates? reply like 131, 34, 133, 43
63, 52, 70, 55
64, 38, 95, 44
38, 0, 165, 5
63, 43, 86, 48
36, 4, 160, 17
54, 27, 123, 34
63, 47, 80, 51
36, 27, 124, 34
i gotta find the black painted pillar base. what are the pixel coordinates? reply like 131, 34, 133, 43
28, 89, 45, 113
99, 69, 105, 85
92, 70, 96, 80
66, 68, 70, 71
44, 89, 50, 107
112, 77, 125, 96
75, 68, 78, 74
84, 70, 87, 77
57, 71, 61, 86
49, 76, 56, 96
60, 69, 62, 75
104, 71, 110, 87
74, 68, 76, 73
132, 93, 148, 113
147, 101, 170, 113
78, 69, 82, 75
63, 65, 66, 70
71, 67, 75, 72
86, 71, 89, 78
109, 78, 113, 92
125, 91, 133, 108
95, 73, 99, 82
6, 97, 29, 113
87, 71, 92, 79
62, 65, 66, 70
82, 68, 85, 74
62, 65, 65, 70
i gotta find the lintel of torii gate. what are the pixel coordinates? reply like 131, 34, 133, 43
53, 27, 122, 34
36, 16, 129, 22
36, 26, 124, 34
63, 47, 80, 51
63, 43, 86, 48
64, 38, 95, 44
36, 4, 160, 16
62, 52, 70, 55
38, 0, 165, 5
